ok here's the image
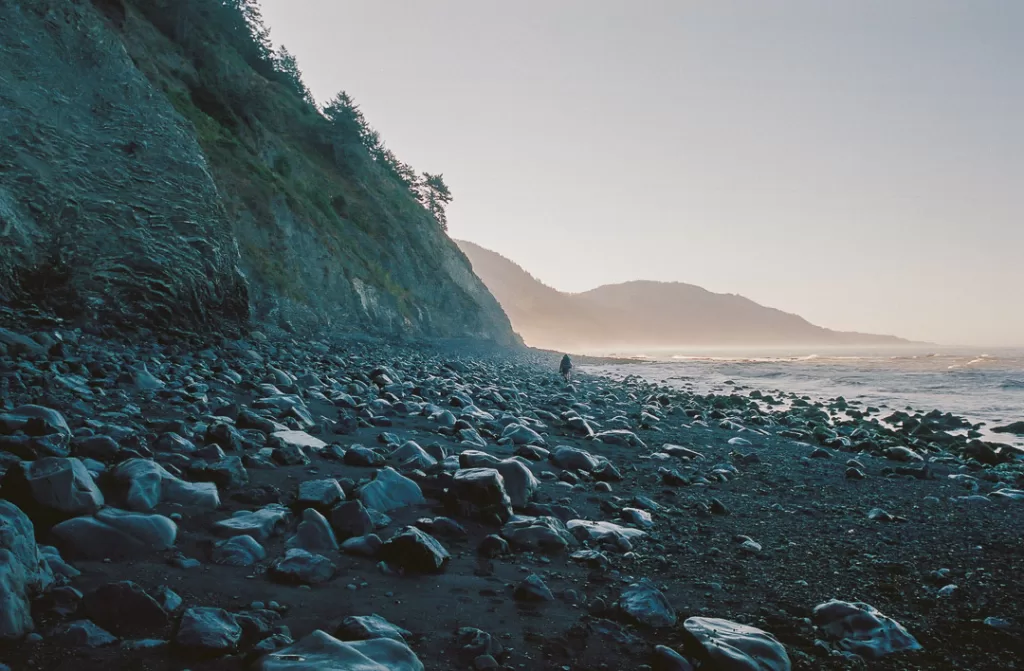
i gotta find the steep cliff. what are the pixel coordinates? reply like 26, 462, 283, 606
0, 0, 516, 343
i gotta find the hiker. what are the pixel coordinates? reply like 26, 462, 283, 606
559, 353, 573, 382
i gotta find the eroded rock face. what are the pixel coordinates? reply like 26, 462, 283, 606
812, 600, 922, 659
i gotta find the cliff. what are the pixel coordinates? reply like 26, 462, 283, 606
0, 0, 516, 343
456, 239, 912, 351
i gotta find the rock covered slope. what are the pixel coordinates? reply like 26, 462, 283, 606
457, 240, 910, 351
0, 322, 1020, 670
0, 0, 515, 343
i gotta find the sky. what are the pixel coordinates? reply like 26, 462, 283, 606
260, 0, 1023, 347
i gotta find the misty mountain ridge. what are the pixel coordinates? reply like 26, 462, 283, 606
456, 240, 912, 352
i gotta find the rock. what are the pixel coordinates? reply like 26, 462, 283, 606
458, 452, 538, 507
345, 445, 386, 467
514, 574, 554, 602
380, 527, 450, 574
992, 489, 1024, 502
477, 534, 510, 558
197, 456, 249, 489
359, 467, 425, 513
270, 548, 336, 584
341, 534, 383, 558
330, 501, 375, 540
867, 508, 896, 522
212, 535, 266, 567
271, 430, 326, 451
0, 501, 50, 640
594, 430, 646, 448
501, 516, 575, 553
287, 509, 338, 553
885, 446, 923, 462
53, 620, 117, 647
255, 630, 424, 671
619, 580, 677, 627
501, 423, 546, 446
84, 581, 168, 636
72, 435, 122, 460
175, 607, 242, 655
2, 457, 104, 522
550, 446, 601, 471
456, 627, 503, 659
110, 458, 219, 511
297, 479, 346, 509
621, 507, 655, 529
391, 441, 437, 470
812, 600, 922, 659
570, 549, 610, 570
336, 614, 411, 642
451, 468, 513, 523
845, 467, 866, 480
212, 505, 290, 542
683, 617, 791, 671
592, 461, 623, 482
567, 519, 646, 548
991, 421, 1024, 435
0, 405, 72, 457
652, 645, 694, 671
52, 508, 176, 559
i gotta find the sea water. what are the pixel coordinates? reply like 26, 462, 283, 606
582, 347, 1024, 449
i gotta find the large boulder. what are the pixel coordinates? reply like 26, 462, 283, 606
380, 527, 450, 574
83, 581, 169, 637
212, 505, 290, 542
1, 457, 104, 523
211, 535, 266, 567
619, 580, 677, 628
287, 509, 338, 553
501, 423, 546, 446
359, 468, 425, 513
550, 446, 601, 472
501, 516, 575, 554
683, 617, 790, 671
109, 458, 219, 511
270, 548, 336, 585
0, 501, 52, 640
175, 607, 242, 655
812, 600, 922, 659
256, 630, 424, 671
450, 468, 512, 523
0, 405, 72, 457
458, 452, 538, 507
51, 508, 177, 559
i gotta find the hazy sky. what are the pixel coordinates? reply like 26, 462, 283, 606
261, 1, 1023, 347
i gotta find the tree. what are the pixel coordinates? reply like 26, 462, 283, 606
273, 46, 314, 104
323, 91, 369, 144
420, 173, 453, 230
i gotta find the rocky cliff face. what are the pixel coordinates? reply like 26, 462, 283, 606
0, 0, 516, 344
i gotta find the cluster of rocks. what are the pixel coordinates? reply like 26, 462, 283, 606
0, 320, 1020, 670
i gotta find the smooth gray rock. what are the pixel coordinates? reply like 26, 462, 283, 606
0, 501, 51, 640
514, 574, 554, 602
812, 600, 922, 659
391, 441, 437, 470
212, 535, 266, 567
330, 501, 375, 540
0, 405, 71, 456
287, 509, 338, 553
501, 516, 575, 554
212, 505, 290, 542
255, 630, 424, 671
110, 458, 219, 511
359, 467, 425, 513
3, 457, 104, 518
550, 446, 601, 471
272, 430, 326, 451
53, 619, 117, 647
567, 519, 646, 548
683, 617, 790, 671
458, 452, 537, 507
175, 607, 241, 654
501, 423, 546, 446
51, 508, 177, 559
619, 580, 676, 627
340, 534, 383, 558
337, 614, 411, 642
297, 479, 345, 509
270, 548, 336, 585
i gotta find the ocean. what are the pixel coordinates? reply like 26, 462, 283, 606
581, 347, 1024, 449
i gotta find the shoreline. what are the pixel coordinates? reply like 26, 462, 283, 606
0, 322, 1021, 670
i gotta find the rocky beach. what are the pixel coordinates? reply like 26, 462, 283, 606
0, 315, 1021, 671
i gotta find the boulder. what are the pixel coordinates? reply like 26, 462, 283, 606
109, 458, 219, 511
359, 468, 425, 513
450, 468, 513, 523
330, 501, 375, 540
212, 505, 290, 542
0, 405, 72, 457
271, 430, 326, 451
255, 630, 424, 671
683, 617, 790, 671
380, 527, 450, 574
52, 508, 177, 559
501, 516, 575, 554
812, 600, 922, 659
297, 479, 345, 510
459, 452, 538, 507
0, 501, 52, 640
52, 619, 117, 647
2, 457, 104, 522
270, 548, 336, 585
550, 446, 601, 471
391, 441, 437, 470
83, 581, 168, 637
211, 535, 266, 567
287, 509, 338, 553
567, 519, 646, 549
514, 574, 554, 602
175, 607, 242, 655
619, 580, 676, 627
337, 614, 411, 642
501, 423, 546, 446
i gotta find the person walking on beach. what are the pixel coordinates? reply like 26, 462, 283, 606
559, 353, 573, 383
